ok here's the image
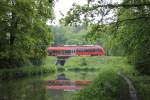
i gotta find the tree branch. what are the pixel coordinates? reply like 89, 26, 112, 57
99, 3, 150, 8
90, 3, 150, 10
117, 16, 150, 23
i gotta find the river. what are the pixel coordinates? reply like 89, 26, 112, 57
0, 70, 98, 100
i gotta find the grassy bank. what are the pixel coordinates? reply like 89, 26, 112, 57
64, 56, 150, 100
0, 57, 57, 80
65, 56, 105, 71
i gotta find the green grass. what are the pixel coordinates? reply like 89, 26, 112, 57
0, 56, 57, 80
63, 56, 150, 100
65, 56, 106, 71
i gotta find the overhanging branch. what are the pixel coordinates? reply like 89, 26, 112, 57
97, 3, 150, 8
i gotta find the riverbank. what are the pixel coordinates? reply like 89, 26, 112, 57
0, 56, 149, 100
0, 57, 56, 80
64, 56, 150, 100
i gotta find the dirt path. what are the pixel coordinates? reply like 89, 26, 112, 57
117, 71, 138, 100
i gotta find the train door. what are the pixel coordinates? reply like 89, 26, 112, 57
71, 49, 76, 56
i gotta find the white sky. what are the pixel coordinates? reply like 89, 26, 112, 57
48, 0, 121, 25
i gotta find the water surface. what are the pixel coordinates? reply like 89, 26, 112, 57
0, 70, 98, 100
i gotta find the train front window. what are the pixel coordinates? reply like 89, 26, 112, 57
96, 49, 101, 52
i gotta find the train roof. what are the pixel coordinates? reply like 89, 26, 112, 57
47, 45, 103, 50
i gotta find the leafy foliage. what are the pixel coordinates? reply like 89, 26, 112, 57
61, 0, 150, 74
0, 0, 54, 68
114, 0, 150, 74
51, 25, 88, 46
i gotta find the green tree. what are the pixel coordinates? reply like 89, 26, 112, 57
61, 0, 150, 74
115, 0, 150, 74
51, 26, 67, 46
0, 0, 54, 68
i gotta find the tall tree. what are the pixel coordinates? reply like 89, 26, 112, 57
0, 0, 54, 68
61, 0, 150, 74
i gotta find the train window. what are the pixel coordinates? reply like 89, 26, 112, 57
90, 49, 93, 52
80, 49, 83, 52
96, 49, 100, 52
59, 50, 61, 53
92, 49, 95, 52
67, 50, 71, 53
89, 49, 91, 52
66, 50, 68, 53
91, 49, 93, 52
96, 49, 98, 52
93, 49, 95, 52
86, 49, 88, 52
87, 49, 89, 52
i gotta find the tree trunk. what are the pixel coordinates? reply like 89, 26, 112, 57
9, 0, 17, 68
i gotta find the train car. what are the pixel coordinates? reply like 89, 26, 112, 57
75, 45, 105, 56
47, 45, 105, 57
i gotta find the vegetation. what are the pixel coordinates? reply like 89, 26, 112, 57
64, 56, 150, 100
0, 0, 54, 68
65, 56, 105, 71
51, 25, 89, 46
61, 0, 150, 74
0, 0, 150, 99
0, 56, 56, 80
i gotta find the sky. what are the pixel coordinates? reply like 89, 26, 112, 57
48, 0, 121, 25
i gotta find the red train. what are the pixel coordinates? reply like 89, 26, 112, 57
47, 45, 105, 57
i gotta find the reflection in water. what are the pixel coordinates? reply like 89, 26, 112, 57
0, 78, 46, 100
0, 71, 98, 100
47, 73, 70, 100
81, 72, 87, 80
56, 73, 70, 80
